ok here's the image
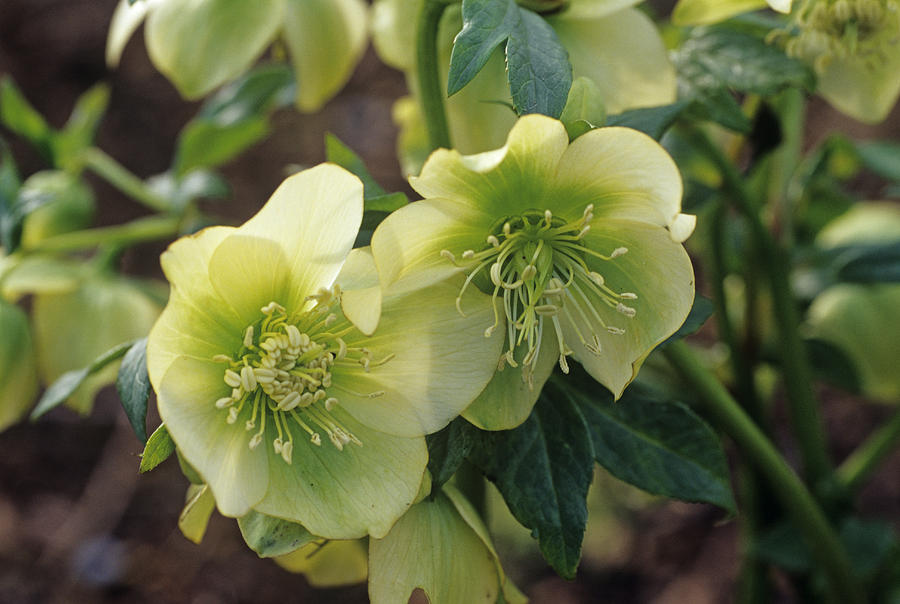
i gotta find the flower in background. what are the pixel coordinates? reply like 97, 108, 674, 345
147, 164, 502, 538
0, 299, 38, 431
106, 0, 368, 112
672, 0, 792, 25
372, 0, 677, 174
372, 115, 695, 429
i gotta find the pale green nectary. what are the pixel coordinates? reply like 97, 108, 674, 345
371, 115, 696, 430
107, 0, 367, 111
372, 0, 676, 174
146, 164, 502, 539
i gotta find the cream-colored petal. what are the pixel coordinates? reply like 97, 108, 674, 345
371, 0, 419, 71
283, 0, 368, 112
671, 0, 768, 26
565, 221, 695, 398
106, 0, 153, 67
368, 489, 500, 604
336, 247, 382, 336
816, 51, 900, 125
157, 356, 269, 517
370, 197, 492, 292
146, 0, 285, 99
767, 0, 792, 12
255, 407, 427, 539
669, 213, 697, 243
276, 540, 368, 587
410, 114, 570, 217
553, 126, 684, 228
240, 164, 364, 310
332, 275, 504, 437
549, 8, 676, 115
178, 484, 216, 544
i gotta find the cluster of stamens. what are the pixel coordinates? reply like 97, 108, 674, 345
213, 286, 392, 464
779, 0, 900, 70
441, 205, 637, 387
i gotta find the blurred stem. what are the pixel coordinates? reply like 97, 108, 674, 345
685, 125, 831, 487
768, 88, 805, 246
25, 215, 181, 254
836, 409, 900, 492
737, 464, 768, 604
416, 0, 452, 151
663, 340, 863, 604
82, 147, 170, 213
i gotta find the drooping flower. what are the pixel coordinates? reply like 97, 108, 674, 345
371, 115, 695, 430
106, 0, 367, 112
372, 0, 677, 174
147, 164, 502, 538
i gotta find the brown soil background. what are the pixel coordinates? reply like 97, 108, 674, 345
1, 1, 899, 602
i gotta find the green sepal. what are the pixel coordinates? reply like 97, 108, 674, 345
238, 510, 316, 558
140, 422, 176, 473
116, 338, 150, 443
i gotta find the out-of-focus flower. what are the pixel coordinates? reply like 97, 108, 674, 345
672, 0, 792, 26
106, 0, 367, 112
0, 299, 39, 431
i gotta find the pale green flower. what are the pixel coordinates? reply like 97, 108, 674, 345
0, 300, 39, 431
672, 0, 792, 25
107, 0, 367, 111
372, 0, 677, 173
368, 485, 525, 604
146, 164, 502, 538
371, 115, 695, 429
276, 539, 368, 587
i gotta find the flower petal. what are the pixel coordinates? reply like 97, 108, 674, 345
145, 0, 285, 99
331, 275, 504, 437
671, 0, 768, 26
336, 247, 382, 336
282, 0, 368, 112
240, 164, 364, 309
276, 539, 368, 587
564, 0, 641, 19
254, 407, 427, 539
0, 301, 39, 431
553, 126, 684, 228
157, 356, 269, 517
106, 0, 153, 67
565, 220, 695, 398
549, 8, 676, 115
410, 114, 570, 217
816, 51, 900, 125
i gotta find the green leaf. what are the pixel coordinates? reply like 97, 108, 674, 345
116, 338, 150, 443
365, 192, 409, 213
53, 83, 111, 168
856, 140, 900, 182
505, 7, 572, 118
0, 76, 52, 155
30, 339, 136, 420
447, 0, 520, 97
426, 417, 478, 488
140, 423, 176, 473
145, 169, 230, 212
325, 132, 387, 198
571, 376, 736, 513
174, 117, 269, 176
661, 295, 714, 346
198, 63, 296, 126
559, 77, 606, 141
805, 337, 861, 393
606, 100, 691, 141
834, 242, 900, 284
0, 137, 22, 251
467, 379, 594, 579
238, 510, 316, 558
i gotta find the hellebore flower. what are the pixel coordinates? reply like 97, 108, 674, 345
146, 164, 502, 538
107, 0, 367, 111
0, 300, 39, 431
371, 115, 695, 430
368, 485, 525, 604
372, 0, 677, 173
672, 0, 792, 25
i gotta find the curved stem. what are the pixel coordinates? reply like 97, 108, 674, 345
416, 0, 452, 151
25, 215, 182, 254
663, 340, 863, 604
82, 147, 170, 212
686, 125, 831, 487
836, 409, 900, 492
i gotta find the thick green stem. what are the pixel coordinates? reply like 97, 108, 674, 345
687, 126, 831, 486
25, 215, 181, 254
836, 409, 900, 492
664, 341, 862, 604
82, 147, 170, 212
416, 0, 452, 151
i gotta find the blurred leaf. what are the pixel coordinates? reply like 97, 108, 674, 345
855, 140, 900, 182
426, 417, 478, 489
116, 338, 150, 443
607, 100, 691, 141
573, 381, 735, 512
199, 63, 295, 125
447, 0, 520, 97
146, 169, 230, 211
19, 171, 95, 250
178, 483, 216, 544
140, 423, 175, 473
467, 379, 594, 579
325, 133, 387, 198
834, 242, 900, 284
806, 337, 861, 393
560, 77, 606, 140
754, 522, 811, 572
661, 295, 714, 346
30, 339, 135, 420
0, 137, 22, 251
366, 192, 408, 213
506, 7, 572, 118
0, 76, 52, 156
174, 118, 269, 176
53, 83, 111, 168
238, 510, 315, 558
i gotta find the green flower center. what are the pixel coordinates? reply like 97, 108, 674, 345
213, 286, 391, 464
784, 0, 900, 69
442, 205, 636, 386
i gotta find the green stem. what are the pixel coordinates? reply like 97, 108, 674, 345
25, 215, 182, 254
416, 0, 452, 151
768, 88, 805, 247
836, 409, 900, 492
82, 147, 170, 212
686, 126, 831, 486
736, 464, 769, 604
663, 341, 862, 604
